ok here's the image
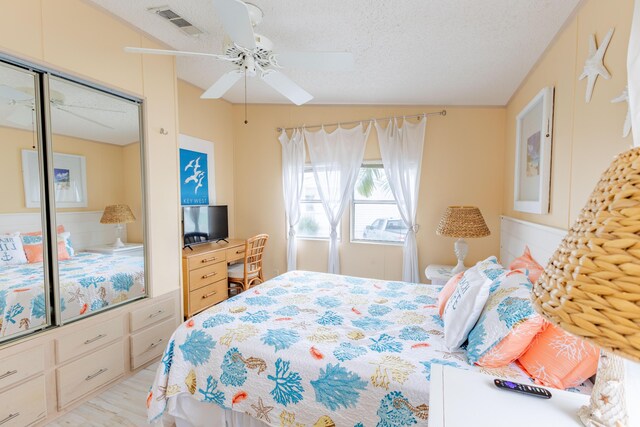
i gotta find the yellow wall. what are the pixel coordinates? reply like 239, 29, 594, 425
176, 80, 236, 236
503, 0, 634, 229
233, 105, 505, 281
0, 127, 125, 212
0, 0, 181, 297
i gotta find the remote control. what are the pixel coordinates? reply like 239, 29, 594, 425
494, 379, 552, 399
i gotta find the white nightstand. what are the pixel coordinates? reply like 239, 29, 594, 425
84, 243, 144, 257
424, 264, 455, 286
429, 365, 589, 427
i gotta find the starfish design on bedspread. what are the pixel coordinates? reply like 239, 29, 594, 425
251, 397, 274, 423
69, 288, 85, 303
579, 28, 614, 103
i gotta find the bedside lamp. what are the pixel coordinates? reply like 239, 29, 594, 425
436, 206, 490, 274
533, 148, 640, 427
100, 204, 136, 248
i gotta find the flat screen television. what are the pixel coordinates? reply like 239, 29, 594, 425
182, 205, 229, 247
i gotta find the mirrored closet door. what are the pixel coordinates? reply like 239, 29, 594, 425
47, 76, 146, 323
0, 57, 147, 344
0, 62, 52, 341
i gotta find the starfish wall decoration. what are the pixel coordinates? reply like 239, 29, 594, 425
579, 28, 615, 103
611, 86, 631, 137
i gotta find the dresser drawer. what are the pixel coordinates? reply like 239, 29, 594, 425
0, 375, 46, 427
226, 246, 245, 263
0, 346, 44, 391
130, 297, 175, 332
56, 318, 123, 363
131, 318, 176, 370
57, 341, 125, 409
189, 279, 228, 314
189, 251, 226, 269
188, 261, 228, 291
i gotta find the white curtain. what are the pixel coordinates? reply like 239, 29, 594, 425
629, 0, 640, 147
375, 117, 426, 283
305, 124, 370, 274
279, 129, 305, 271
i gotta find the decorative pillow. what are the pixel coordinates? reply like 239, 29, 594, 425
0, 233, 28, 265
437, 272, 464, 317
21, 227, 71, 263
466, 270, 545, 367
442, 262, 497, 350
517, 323, 599, 389
509, 246, 544, 284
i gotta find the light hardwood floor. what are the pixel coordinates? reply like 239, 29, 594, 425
46, 363, 158, 426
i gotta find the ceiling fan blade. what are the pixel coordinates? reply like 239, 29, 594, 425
55, 106, 114, 130
124, 47, 229, 61
272, 52, 354, 71
54, 102, 126, 114
261, 70, 313, 105
201, 71, 244, 99
6, 108, 34, 127
212, 0, 257, 50
0, 85, 33, 101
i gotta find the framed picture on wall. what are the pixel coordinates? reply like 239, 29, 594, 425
514, 86, 554, 214
179, 134, 216, 206
22, 150, 88, 208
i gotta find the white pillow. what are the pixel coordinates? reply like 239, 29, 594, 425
0, 233, 28, 265
443, 268, 493, 350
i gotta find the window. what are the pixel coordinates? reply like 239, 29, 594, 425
351, 164, 406, 244
296, 167, 338, 239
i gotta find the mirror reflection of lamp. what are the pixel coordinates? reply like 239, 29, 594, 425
100, 204, 136, 248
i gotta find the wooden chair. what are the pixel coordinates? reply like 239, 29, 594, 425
228, 234, 269, 295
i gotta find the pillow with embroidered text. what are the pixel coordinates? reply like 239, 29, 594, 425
0, 233, 28, 265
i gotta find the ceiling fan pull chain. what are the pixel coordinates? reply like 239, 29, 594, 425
244, 64, 248, 125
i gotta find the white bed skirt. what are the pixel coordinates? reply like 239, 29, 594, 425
157, 395, 270, 427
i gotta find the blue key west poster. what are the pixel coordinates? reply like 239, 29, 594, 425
179, 148, 210, 205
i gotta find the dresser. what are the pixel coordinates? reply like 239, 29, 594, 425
182, 239, 245, 318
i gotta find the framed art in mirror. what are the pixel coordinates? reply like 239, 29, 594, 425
514, 86, 554, 214
22, 150, 87, 208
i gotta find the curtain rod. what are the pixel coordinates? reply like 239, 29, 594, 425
276, 109, 447, 132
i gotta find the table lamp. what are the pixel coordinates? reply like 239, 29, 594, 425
533, 148, 640, 427
100, 204, 136, 248
436, 206, 490, 274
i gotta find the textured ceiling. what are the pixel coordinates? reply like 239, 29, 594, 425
88, 0, 581, 105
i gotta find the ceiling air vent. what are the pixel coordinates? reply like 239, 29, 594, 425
147, 6, 204, 37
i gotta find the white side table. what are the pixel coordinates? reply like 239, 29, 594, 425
429, 365, 589, 427
424, 264, 455, 286
84, 243, 144, 257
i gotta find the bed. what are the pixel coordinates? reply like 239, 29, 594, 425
148, 269, 591, 427
0, 251, 145, 337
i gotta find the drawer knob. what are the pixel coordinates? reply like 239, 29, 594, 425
148, 309, 165, 319
148, 338, 164, 350
0, 413, 19, 425
202, 272, 218, 279
201, 257, 217, 263
85, 368, 108, 381
0, 370, 17, 380
236, 250, 243, 254
202, 290, 218, 299
84, 334, 107, 345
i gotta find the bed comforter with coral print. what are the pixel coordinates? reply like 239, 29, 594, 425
0, 252, 145, 337
148, 271, 590, 427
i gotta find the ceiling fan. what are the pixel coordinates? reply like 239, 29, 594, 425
0, 85, 122, 129
124, 0, 354, 105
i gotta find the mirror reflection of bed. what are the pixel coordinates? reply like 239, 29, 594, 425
0, 62, 146, 342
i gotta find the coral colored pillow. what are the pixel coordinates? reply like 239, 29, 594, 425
21, 226, 71, 263
517, 323, 599, 389
509, 246, 544, 284
467, 270, 545, 367
437, 272, 464, 317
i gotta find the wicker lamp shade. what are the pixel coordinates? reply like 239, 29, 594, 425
436, 206, 490, 238
100, 204, 136, 225
533, 148, 640, 362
